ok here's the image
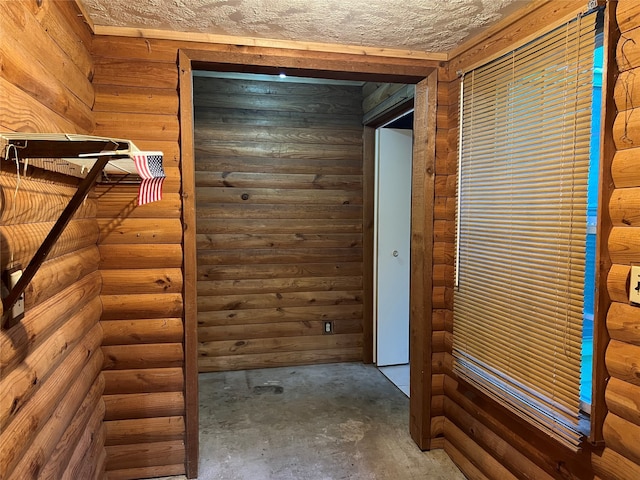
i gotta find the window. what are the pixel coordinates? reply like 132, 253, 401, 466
453, 10, 603, 450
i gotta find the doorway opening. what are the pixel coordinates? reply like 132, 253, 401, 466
179, 48, 437, 477
374, 110, 414, 397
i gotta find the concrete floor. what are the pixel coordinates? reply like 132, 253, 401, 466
160, 362, 465, 480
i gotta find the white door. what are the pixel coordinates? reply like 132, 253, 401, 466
375, 127, 413, 366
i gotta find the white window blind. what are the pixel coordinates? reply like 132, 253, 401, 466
453, 11, 600, 450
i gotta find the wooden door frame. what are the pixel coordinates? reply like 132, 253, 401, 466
179, 47, 437, 478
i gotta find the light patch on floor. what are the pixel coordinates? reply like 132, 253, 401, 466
379, 364, 410, 397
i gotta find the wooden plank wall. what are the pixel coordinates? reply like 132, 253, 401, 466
439, 1, 604, 479
0, 1, 105, 479
593, 2, 640, 479
193, 76, 364, 371
90, 36, 187, 479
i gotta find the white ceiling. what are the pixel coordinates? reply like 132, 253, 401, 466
79, 0, 531, 53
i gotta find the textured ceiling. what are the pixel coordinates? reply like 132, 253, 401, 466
79, 0, 531, 53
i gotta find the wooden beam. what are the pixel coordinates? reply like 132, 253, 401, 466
409, 70, 437, 449
93, 25, 447, 62
179, 50, 199, 480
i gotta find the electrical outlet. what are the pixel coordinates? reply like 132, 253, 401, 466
630, 265, 640, 306
323, 321, 333, 334
3, 266, 25, 323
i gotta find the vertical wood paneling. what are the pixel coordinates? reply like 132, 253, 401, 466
91, 35, 186, 479
193, 76, 364, 372
0, 2, 103, 479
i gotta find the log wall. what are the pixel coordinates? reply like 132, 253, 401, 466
91, 37, 186, 479
193, 76, 364, 371
593, 1, 640, 478
0, 1, 104, 479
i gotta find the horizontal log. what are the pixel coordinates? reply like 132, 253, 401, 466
101, 268, 183, 295
614, 69, 640, 113
199, 319, 362, 342
197, 290, 362, 312
610, 187, 640, 226
443, 419, 518, 480
605, 339, 640, 386
195, 92, 361, 117
444, 375, 592, 479
605, 377, 640, 427
197, 275, 362, 296
195, 187, 363, 206
197, 218, 361, 235
433, 264, 455, 287
194, 105, 363, 131
104, 440, 185, 471
101, 293, 183, 320
434, 197, 456, 220
0, 219, 99, 272
35, 376, 104, 480
1, 1, 94, 107
611, 148, 640, 188
105, 416, 185, 446
99, 244, 183, 269
0, 296, 101, 431
196, 140, 362, 162
98, 218, 183, 244
197, 248, 362, 266
592, 446, 640, 480
608, 266, 631, 304
0, 271, 101, 372
197, 203, 362, 221
0, 327, 102, 477
617, 28, 640, 73
104, 463, 185, 480
607, 302, 640, 345
445, 399, 550, 479
603, 412, 640, 466
102, 368, 184, 395
103, 392, 185, 421
196, 233, 362, 250
198, 347, 362, 372
61, 405, 105, 480
617, 2, 640, 33
7, 367, 103, 480
25, 0, 94, 78
435, 174, 457, 198
101, 318, 184, 346
94, 112, 180, 142
194, 124, 362, 147
613, 109, 640, 149
199, 333, 362, 357
24, 246, 99, 310
444, 439, 490, 480
94, 85, 179, 115
96, 192, 182, 219
0, 77, 79, 133
195, 172, 362, 191
197, 304, 363, 327
102, 343, 184, 370
608, 227, 640, 265
93, 58, 179, 89
0, 16, 94, 132
432, 309, 453, 332
0, 174, 96, 225
195, 154, 362, 175
198, 262, 362, 281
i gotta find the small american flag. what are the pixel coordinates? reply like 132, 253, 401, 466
133, 152, 165, 205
